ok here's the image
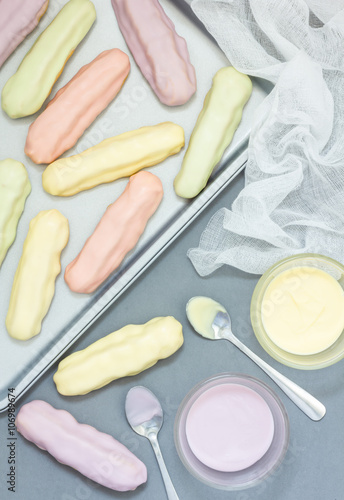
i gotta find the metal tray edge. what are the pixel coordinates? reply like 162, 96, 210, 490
0, 150, 247, 413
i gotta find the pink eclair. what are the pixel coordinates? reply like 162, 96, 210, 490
65, 171, 163, 293
16, 400, 147, 491
111, 0, 196, 106
25, 49, 130, 164
0, 0, 49, 68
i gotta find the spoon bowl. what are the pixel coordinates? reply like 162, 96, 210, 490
125, 386, 163, 437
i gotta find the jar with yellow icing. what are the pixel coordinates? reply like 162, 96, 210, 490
250, 254, 344, 369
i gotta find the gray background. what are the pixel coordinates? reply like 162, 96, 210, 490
1, 173, 343, 500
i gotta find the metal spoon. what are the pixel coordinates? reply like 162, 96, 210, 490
125, 386, 180, 500
186, 296, 326, 421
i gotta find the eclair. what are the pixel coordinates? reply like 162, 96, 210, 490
25, 49, 130, 164
112, 0, 196, 106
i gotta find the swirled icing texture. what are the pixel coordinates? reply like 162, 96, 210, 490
25, 49, 130, 164
111, 0, 196, 106
6, 209, 69, 340
54, 316, 183, 395
1, 0, 96, 119
42, 121, 184, 196
0, 0, 49, 68
0, 159, 31, 268
174, 67, 252, 198
65, 171, 163, 293
16, 400, 147, 491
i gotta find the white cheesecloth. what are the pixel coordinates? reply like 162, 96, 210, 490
188, 0, 344, 275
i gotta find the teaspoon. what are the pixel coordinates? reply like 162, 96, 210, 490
125, 386, 180, 500
186, 296, 326, 421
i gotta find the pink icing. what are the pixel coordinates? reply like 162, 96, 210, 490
25, 49, 130, 164
185, 384, 275, 472
15, 400, 147, 491
111, 0, 196, 106
0, 0, 48, 68
65, 171, 163, 293
126, 386, 163, 428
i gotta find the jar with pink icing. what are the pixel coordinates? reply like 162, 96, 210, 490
174, 373, 289, 490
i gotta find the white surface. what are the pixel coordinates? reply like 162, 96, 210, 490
0, 0, 265, 403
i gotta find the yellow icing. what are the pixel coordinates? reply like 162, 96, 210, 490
187, 296, 226, 339
0, 159, 31, 268
42, 122, 185, 196
6, 210, 69, 340
262, 267, 344, 355
174, 67, 252, 198
1, 0, 96, 118
54, 316, 183, 395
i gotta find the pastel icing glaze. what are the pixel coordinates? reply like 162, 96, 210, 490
126, 387, 163, 428
0, 0, 49, 68
25, 49, 130, 164
0, 159, 31, 268
1, 0, 96, 119
111, 0, 196, 106
65, 171, 163, 294
185, 383, 274, 472
174, 67, 252, 198
42, 121, 184, 196
186, 296, 226, 339
262, 267, 344, 355
54, 316, 183, 396
6, 210, 69, 340
16, 400, 147, 491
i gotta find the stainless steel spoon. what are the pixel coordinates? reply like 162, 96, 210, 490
125, 386, 180, 500
186, 296, 326, 421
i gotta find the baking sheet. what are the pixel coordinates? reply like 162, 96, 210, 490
0, 0, 269, 412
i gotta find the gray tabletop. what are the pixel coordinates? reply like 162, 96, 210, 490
1, 172, 343, 500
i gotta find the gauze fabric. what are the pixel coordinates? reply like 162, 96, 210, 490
188, 0, 344, 275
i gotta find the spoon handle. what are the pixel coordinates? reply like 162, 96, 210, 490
149, 434, 180, 500
225, 334, 326, 421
